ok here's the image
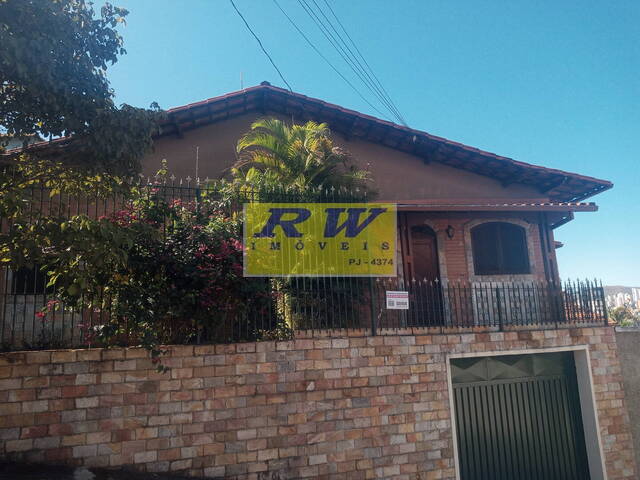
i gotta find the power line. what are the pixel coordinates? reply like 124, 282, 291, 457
312, 0, 406, 125
271, 0, 392, 122
230, 0, 406, 126
309, 0, 406, 125
296, 0, 407, 125
321, 0, 407, 125
297, 0, 391, 116
229, 0, 293, 92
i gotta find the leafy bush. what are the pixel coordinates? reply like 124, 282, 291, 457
93, 193, 282, 349
1, 160, 292, 364
610, 305, 639, 327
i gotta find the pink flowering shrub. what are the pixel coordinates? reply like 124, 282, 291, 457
1, 161, 336, 360
87, 192, 281, 350
17, 184, 287, 361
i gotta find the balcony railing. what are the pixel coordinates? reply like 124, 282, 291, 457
0, 181, 608, 351
1, 276, 607, 351
372, 278, 607, 331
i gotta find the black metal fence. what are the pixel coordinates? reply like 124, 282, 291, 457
0, 181, 608, 351
372, 278, 606, 331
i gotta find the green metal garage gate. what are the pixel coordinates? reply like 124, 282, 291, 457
451, 352, 590, 480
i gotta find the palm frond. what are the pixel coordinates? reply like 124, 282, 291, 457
231, 117, 374, 199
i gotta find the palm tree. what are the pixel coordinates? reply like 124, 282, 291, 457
230, 118, 373, 332
230, 117, 372, 195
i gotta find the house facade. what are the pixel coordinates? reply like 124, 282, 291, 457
138, 83, 608, 332
0, 84, 636, 479
133, 84, 631, 478
144, 83, 607, 288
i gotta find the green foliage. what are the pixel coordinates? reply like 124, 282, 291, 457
69, 103, 164, 175
610, 305, 639, 327
0, 0, 162, 174
0, 160, 290, 364
226, 118, 374, 331
277, 277, 367, 331
0, 156, 128, 271
0, 155, 124, 219
91, 194, 277, 349
230, 117, 373, 196
0, 117, 378, 359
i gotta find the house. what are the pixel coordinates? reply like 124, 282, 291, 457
141, 82, 609, 331
140, 84, 631, 478
5, 82, 610, 291
0, 83, 636, 479
144, 82, 607, 286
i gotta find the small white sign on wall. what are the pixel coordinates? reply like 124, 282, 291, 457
386, 291, 409, 310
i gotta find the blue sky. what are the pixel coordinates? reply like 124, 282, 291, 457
104, 0, 639, 285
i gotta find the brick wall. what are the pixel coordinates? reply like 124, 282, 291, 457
615, 328, 640, 473
401, 212, 549, 283
0, 327, 636, 479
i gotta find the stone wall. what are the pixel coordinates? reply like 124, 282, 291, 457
0, 327, 636, 479
615, 327, 640, 473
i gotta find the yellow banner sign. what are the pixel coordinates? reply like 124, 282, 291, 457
243, 203, 396, 277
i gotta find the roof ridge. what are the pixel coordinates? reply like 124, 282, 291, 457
4, 83, 613, 202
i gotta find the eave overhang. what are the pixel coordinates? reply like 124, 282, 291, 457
4, 83, 613, 203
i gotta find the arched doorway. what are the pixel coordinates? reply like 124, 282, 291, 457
400, 216, 444, 326
400, 216, 441, 283
407, 224, 440, 281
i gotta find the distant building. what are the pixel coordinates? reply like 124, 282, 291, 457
632, 287, 640, 306
606, 290, 639, 309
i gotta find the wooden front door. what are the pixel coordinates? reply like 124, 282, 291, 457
400, 214, 444, 326
400, 214, 440, 282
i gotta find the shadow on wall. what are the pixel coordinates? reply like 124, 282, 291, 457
0, 462, 192, 480
615, 327, 640, 474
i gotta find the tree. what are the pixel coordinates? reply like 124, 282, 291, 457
1, 159, 287, 360
231, 117, 372, 194
0, 0, 162, 174
230, 118, 373, 331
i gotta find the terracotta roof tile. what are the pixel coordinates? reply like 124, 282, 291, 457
4, 84, 612, 203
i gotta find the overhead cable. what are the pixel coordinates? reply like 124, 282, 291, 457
321, 0, 407, 125
297, 0, 407, 125
229, 0, 293, 91
272, 0, 391, 121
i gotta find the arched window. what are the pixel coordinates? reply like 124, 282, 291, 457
471, 222, 530, 275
